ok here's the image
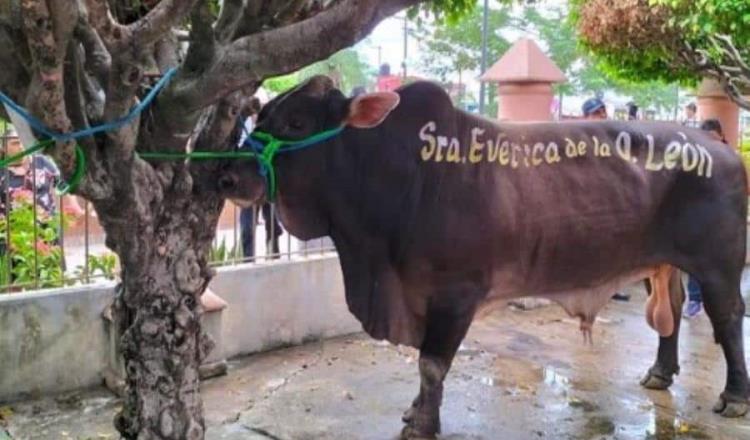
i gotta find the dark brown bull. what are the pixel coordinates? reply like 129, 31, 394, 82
219, 76, 749, 439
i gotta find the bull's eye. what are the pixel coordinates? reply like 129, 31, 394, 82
288, 119, 304, 130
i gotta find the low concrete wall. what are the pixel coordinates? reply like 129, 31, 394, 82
0, 256, 358, 402
0, 285, 112, 401
210, 256, 360, 359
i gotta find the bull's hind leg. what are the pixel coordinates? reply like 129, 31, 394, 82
401, 297, 477, 439
699, 271, 749, 417
641, 268, 685, 390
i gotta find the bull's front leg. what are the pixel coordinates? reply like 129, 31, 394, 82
401, 293, 478, 440
401, 355, 449, 439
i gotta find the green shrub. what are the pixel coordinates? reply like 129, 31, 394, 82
209, 237, 242, 264
0, 192, 65, 291
73, 253, 119, 281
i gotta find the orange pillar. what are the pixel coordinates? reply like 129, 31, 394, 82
696, 78, 740, 149
497, 82, 555, 122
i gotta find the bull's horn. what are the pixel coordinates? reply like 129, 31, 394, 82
302, 75, 335, 97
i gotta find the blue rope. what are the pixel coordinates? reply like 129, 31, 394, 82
236, 125, 345, 200
0, 68, 177, 141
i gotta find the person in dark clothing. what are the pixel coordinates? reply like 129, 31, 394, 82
239, 204, 282, 259
626, 102, 639, 120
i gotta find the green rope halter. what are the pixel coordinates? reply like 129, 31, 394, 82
139, 126, 345, 201
236, 126, 345, 201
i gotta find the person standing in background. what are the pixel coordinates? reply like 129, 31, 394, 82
0, 128, 85, 221
681, 102, 699, 128
582, 97, 607, 120
626, 102, 639, 121
0, 128, 85, 273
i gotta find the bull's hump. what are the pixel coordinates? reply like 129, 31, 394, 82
396, 81, 454, 108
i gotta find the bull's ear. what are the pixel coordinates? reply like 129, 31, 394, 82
346, 92, 400, 128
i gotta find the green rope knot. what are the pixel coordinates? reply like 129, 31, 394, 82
245, 126, 344, 201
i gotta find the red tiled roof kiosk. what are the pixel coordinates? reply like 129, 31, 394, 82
480, 38, 566, 121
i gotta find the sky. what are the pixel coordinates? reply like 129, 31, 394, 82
352, 1, 671, 117
355, 14, 417, 78
355, 0, 557, 75
353, 1, 577, 111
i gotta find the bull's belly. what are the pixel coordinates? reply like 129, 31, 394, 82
482, 266, 658, 329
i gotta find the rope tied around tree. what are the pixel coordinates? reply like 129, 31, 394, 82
0, 67, 345, 199
0, 68, 179, 193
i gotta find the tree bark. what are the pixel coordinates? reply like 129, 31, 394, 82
112, 212, 219, 440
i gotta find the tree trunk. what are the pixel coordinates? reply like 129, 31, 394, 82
103, 169, 224, 440
113, 269, 208, 439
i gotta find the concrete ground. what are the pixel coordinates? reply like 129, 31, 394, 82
3, 286, 750, 440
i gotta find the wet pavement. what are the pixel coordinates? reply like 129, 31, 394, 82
2, 284, 750, 440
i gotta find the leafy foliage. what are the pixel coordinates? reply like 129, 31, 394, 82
208, 237, 242, 264
411, 0, 478, 23
414, 1, 680, 114
263, 49, 374, 97
655, 0, 750, 41
414, 6, 512, 81
73, 253, 119, 281
299, 49, 375, 95
572, 0, 750, 90
263, 74, 300, 95
0, 193, 65, 290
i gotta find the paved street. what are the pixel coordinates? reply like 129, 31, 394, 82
4, 285, 750, 439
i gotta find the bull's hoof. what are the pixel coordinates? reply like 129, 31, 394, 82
400, 425, 437, 440
639, 366, 674, 390
400, 409, 440, 440
712, 395, 749, 418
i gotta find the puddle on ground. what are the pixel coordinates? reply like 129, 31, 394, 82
583, 415, 616, 437
615, 404, 712, 440
506, 330, 550, 353
644, 413, 711, 440
543, 366, 570, 390
568, 397, 599, 413
482, 356, 600, 398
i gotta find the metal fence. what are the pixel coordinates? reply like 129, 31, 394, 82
0, 129, 334, 293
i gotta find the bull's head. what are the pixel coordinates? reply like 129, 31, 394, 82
219, 75, 400, 208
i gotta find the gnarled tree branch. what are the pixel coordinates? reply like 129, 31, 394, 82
185, 0, 424, 111
127, 0, 200, 47
214, 0, 244, 42
83, 0, 128, 49
678, 35, 750, 111
20, 0, 76, 174
183, 0, 216, 73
